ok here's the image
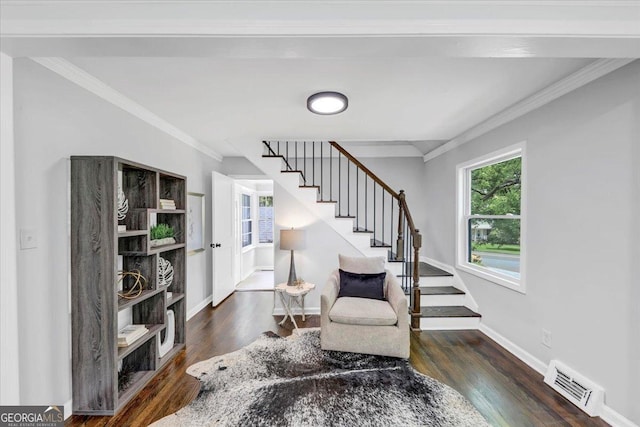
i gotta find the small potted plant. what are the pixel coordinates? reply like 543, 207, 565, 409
150, 223, 176, 247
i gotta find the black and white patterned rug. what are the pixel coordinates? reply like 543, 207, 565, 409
152, 329, 489, 427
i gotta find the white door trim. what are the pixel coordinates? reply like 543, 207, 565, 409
0, 51, 21, 404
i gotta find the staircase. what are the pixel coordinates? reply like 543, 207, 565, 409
258, 140, 481, 330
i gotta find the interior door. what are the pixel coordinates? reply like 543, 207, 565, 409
211, 171, 235, 306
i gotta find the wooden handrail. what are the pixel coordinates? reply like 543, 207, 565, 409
398, 191, 418, 236
329, 141, 399, 199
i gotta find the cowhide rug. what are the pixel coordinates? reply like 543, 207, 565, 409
152, 329, 489, 426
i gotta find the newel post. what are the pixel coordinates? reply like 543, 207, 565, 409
411, 230, 422, 331
396, 190, 405, 261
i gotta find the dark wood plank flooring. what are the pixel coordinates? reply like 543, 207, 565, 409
66, 291, 608, 427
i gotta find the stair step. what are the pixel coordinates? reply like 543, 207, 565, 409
300, 185, 320, 189
420, 286, 465, 295
397, 262, 453, 277
353, 227, 374, 233
281, 170, 304, 174
317, 200, 337, 204
371, 239, 391, 248
417, 306, 481, 318
336, 215, 355, 219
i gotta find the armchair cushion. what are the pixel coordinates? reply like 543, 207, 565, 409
329, 297, 398, 326
338, 254, 385, 274
337, 269, 385, 300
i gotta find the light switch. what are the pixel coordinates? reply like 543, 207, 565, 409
20, 228, 38, 249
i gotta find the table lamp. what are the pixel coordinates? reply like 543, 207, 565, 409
280, 228, 306, 286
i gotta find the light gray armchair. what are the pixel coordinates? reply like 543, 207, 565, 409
320, 269, 410, 358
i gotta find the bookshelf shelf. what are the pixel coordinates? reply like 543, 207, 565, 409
117, 324, 164, 360
71, 156, 187, 416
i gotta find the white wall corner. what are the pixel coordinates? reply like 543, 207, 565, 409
423, 59, 635, 163
0, 51, 21, 405
64, 399, 72, 420
187, 295, 213, 321
29, 57, 223, 162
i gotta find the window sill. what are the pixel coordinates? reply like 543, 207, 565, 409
456, 262, 526, 294
241, 245, 256, 253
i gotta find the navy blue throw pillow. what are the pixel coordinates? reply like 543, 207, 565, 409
338, 269, 386, 300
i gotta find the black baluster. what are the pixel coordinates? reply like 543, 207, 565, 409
347, 159, 350, 217
338, 153, 341, 216
320, 142, 323, 201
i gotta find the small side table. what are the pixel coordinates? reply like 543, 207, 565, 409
275, 282, 316, 331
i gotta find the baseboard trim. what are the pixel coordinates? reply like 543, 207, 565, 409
479, 323, 547, 375
187, 295, 213, 321
272, 307, 320, 316
64, 399, 72, 420
479, 324, 636, 426
600, 406, 639, 427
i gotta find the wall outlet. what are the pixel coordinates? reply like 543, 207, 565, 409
542, 329, 552, 348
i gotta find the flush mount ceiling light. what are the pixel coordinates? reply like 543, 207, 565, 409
307, 91, 348, 115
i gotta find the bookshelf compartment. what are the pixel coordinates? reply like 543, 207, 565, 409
133, 290, 165, 326
159, 173, 186, 210
121, 165, 157, 209
159, 248, 185, 294
118, 324, 164, 360
156, 212, 185, 245
121, 255, 156, 292
118, 235, 148, 255
118, 337, 157, 405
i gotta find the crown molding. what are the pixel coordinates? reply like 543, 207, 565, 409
31, 58, 223, 162
423, 58, 635, 163
2, 1, 639, 37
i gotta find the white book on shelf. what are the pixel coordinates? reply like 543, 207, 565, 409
118, 324, 148, 347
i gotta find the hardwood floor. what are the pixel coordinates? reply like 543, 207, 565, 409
66, 291, 608, 426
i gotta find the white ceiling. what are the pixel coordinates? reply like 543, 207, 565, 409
67, 56, 592, 156
3, 0, 638, 159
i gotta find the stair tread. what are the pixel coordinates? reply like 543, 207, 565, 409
262, 154, 284, 158
398, 262, 453, 277
336, 215, 356, 219
317, 200, 337, 204
353, 227, 374, 233
371, 239, 391, 248
418, 306, 481, 318
300, 185, 320, 189
281, 170, 303, 174
420, 286, 465, 295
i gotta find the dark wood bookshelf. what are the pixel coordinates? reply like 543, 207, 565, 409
71, 156, 187, 416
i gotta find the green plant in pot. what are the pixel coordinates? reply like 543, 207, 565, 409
150, 223, 176, 247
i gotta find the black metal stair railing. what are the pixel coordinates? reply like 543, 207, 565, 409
263, 140, 423, 330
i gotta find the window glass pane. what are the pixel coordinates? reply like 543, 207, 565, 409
258, 196, 273, 243
259, 196, 273, 207
471, 157, 521, 215
468, 218, 520, 279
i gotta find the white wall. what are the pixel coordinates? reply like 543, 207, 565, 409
273, 182, 362, 313
422, 61, 640, 423
12, 59, 221, 408
0, 52, 20, 404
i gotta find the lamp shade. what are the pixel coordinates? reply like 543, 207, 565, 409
280, 229, 306, 251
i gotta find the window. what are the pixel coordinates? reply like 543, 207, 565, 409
457, 143, 526, 292
241, 193, 252, 247
258, 195, 274, 243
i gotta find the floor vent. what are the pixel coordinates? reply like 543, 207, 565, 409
544, 360, 604, 417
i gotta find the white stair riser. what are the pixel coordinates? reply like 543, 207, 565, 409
418, 276, 454, 287
421, 294, 466, 307
420, 316, 480, 330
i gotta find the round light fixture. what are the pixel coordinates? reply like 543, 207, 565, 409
307, 91, 348, 115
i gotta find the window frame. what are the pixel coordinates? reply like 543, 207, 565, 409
456, 142, 527, 293
240, 193, 253, 249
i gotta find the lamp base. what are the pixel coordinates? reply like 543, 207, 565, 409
287, 250, 297, 286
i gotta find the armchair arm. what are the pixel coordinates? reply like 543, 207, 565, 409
321, 270, 340, 323
385, 272, 408, 320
